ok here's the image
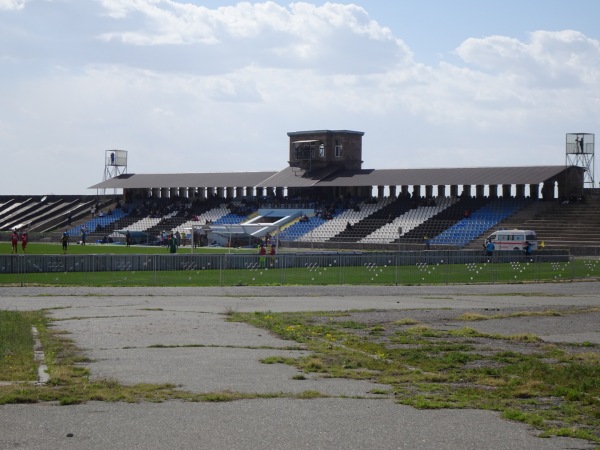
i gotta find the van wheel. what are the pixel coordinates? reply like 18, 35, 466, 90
514, 247, 520, 251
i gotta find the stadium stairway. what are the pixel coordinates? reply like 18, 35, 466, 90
516, 192, 600, 249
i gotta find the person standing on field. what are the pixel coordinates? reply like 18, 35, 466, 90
21, 231, 28, 253
60, 231, 69, 254
485, 239, 495, 258
10, 230, 19, 254
258, 243, 266, 268
168, 233, 178, 254
80, 227, 87, 246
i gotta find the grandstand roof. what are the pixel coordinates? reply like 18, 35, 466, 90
89, 172, 277, 189
314, 166, 568, 187
89, 165, 568, 190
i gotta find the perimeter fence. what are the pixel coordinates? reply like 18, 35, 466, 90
1, 250, 597, 287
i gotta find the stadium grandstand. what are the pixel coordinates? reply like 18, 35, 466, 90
2, 130, 598, 255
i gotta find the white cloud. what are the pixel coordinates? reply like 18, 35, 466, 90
456, 30, 600, 87
97, 1, 412, 73
0, 0, 26, 11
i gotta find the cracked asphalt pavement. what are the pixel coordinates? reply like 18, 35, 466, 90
0, 283, 598, 449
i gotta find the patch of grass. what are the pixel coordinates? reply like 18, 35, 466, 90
261, 356, 298, 365
369, 325, 386, 335
230, 309, 600, 444
369, 388, 392, 395
457, 308, 600, 322
456, 312, 491, 321
337, 321, 370, 329
393, 318, 420, 326
0, 310, 45, 382
296, 390, 325, 399
506, 333, 541, 342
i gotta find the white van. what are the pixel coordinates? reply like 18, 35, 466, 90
485, 229, 537, 251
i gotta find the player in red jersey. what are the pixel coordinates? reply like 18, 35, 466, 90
10, 230, 19, 254
21, 231, 28, 253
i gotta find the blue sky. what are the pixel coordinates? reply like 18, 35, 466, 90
1, 0, 599, 194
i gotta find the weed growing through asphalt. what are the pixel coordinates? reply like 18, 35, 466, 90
228, 309, 600, 444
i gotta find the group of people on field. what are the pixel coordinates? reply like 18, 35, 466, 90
9, 229, 28, 254
258, 242, 277, 268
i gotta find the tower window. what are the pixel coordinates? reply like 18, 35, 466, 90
335, 143, 343, 157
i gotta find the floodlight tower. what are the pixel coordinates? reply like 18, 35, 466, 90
102, 149, 128, 196
566, 133, 595, 190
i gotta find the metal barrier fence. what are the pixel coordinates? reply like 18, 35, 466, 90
0, 250, 593, 287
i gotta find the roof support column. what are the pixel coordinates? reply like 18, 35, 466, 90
401, 185, 410, 197
475, 185, 485, 198
529, 184, 540, 200
488, 185, 498, 199
412, 185, 421, 199
541, 181, 553, 201
161, 187, 169, 198
246, 186, 253, 197
425, 185, 433, 198
437, 185, 446, 198
502, 184, 512, 198
515, 184, 525, 198
216, 187, 225, 199
226, 187, 234, 199
377, 185, 385, 199
389, 185, 397, 198
450, 185, 458, 197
